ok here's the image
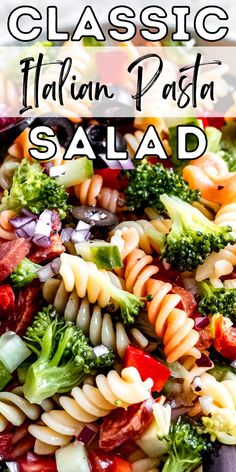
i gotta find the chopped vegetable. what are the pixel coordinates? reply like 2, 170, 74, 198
219, 122, 236, 172
18, 455, 57, 472
0, 434, 12, 461
0, 159, 70, 219
55, 157, 93, 188
211, 314, 236, 361
124, 345, 170, 392
0, 361, 12, 391
56, 441, 90, 472
205, 126, 222, 153
162, 417, 212, 472
125, 162, 200, 214
0, 332, 31, 373
75, 241, 123, 269
160, 194, 234, 271
10, 258, 41, 288
23, 306, 114, 404
198, 281, 236, 322
169, 118, 204, 172
88, 449, 132, 472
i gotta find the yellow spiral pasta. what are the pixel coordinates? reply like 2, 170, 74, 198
195, 243, 236, 282
0, 391, 41, 432
29, 367, 153, 449
59, 253, 131, 309
113, 220, 169, 255
0, 210, 17, 241
123, 247, 159, 297
193, 373, 236, 413
129, 449, 160, 472
74, 174, 126, 213
145, 279, 200, 363
215, 202, 236, 235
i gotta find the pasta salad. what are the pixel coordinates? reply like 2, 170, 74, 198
0, 39, 236, 472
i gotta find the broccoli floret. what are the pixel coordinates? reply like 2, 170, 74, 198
198, 281, 236, 322
209, 360, 236, 382
162, 417, 212, 472
218, 122, 236, 172
160, 194, 234, 271
202, 409, 236, 444
23, 306, 114, 404
0, 159, 71, 219
125, 163, 200, 214
10, 258, 41, 288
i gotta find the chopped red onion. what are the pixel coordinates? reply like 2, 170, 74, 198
37, 258, 61, 282
61, 227, 74, 243
196, 353, 213, 368
71, 221, 91, 244
21, 209, 38, 219
171, 406, 191, 420
77, 423, 99, 445
98, 154, 123, 169
32, 234, 51, 248
51, 257, 61, 273
10, 215, 35, 229
194, 317, 210, 329
16, 227, 30, 239
93, 344, 109, 358
191, 376, 203, 392
37, 264, 55, 282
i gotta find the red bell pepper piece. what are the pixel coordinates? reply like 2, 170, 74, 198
0, 284, 15, 317
124, 345, 170, 392
89, 449, 131, 472
95, 169, 128, 191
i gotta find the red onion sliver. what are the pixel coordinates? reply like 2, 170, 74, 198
77, 423, 99, 445
37, 265, 55, 282
194, 317, 210, 329
60, 227, 74, 243
119, 157, 135, 170
32, 234, 51, 248
196, 353, 213, 368
21, 209, 38, 219
171, 407, 191, 420
10, 216, 35, 229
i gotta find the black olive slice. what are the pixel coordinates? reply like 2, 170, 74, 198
0, 117, 34, 151
86, 124, 127, 168
72, 205, 118, 237
30, 115, 75, 149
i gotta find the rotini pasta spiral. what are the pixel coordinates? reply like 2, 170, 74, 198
215, 202, 236, 234
193, 373, 236, 412
43, 279, 153, 358
28, 367, 153, 449
74, 174, 126, 213
145, 279, 200, 363
129, 449, 160, 472
58, 253, 125, 308
123, 248, 159, 297
0, 210, 17, 241
113, 220, 169, 255
195, 243, 236, 282
0, 391, 41, 432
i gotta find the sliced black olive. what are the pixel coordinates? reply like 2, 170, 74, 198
72, 205, 118, 237
0, 117, 34, 151
30, 115, 75, 149
93, 86, 134, 126
86, 124, 127, 168
203, 444, 236, 472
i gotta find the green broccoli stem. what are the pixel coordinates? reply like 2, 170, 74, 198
163, 456, 201, 472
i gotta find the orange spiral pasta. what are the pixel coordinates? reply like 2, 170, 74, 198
0, 210, 17, 241
183, 152, 236, 205
74, 174, 126, 213
124, 248, 159, 297
145, 279, 200, 363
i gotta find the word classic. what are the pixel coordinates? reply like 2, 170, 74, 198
8, 5, 229, 43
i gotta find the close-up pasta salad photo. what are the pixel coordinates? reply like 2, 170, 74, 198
1, 0, 236, 471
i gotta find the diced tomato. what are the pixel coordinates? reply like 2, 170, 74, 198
18, 456, 57, 472
213, 315, 236, 361
29, 210, 64, 264
198, 116, 225, 130
95, 169, 128, 191
89, 449, 131, 472
0, 433, 12, 460
124, 345, 170, 392
0, 284, 15, 318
